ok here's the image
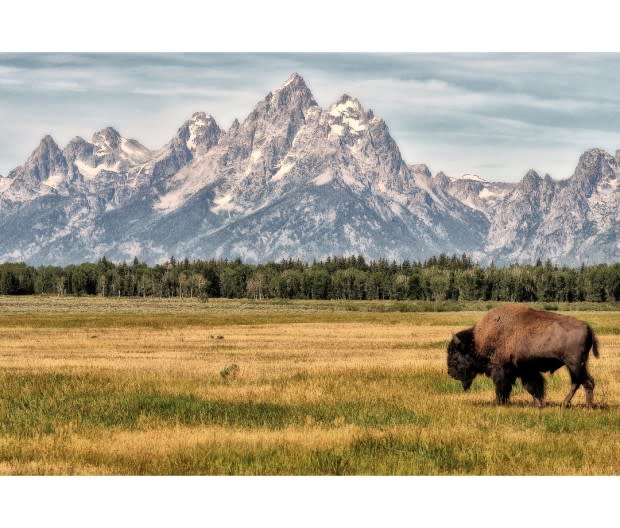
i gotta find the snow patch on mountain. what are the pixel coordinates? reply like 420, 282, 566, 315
211, 192, 245, 215
460, 173, 487, 182
154, 189, 185, 211
42, 172, 66, 189
272, 162, 295, 182
313, 170, 334, 186
478, 187, 499, 199
120, 137, 151, 163
0, 176, 10, 193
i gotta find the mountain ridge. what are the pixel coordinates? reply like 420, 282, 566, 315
0, 74, 618, 266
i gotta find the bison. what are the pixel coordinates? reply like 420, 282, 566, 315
447, 304, 599, 407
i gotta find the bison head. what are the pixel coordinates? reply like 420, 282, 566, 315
447, 329, 480, 391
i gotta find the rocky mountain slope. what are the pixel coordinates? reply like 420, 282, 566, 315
0, 73, 618, 266
486, 149, 620, 264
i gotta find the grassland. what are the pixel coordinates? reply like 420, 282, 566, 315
0, 296, 618, 475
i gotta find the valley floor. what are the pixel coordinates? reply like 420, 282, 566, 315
0, 296, 618, 475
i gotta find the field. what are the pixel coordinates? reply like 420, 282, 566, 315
0, 296, 618, 475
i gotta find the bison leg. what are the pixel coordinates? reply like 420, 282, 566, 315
562, 368, 583, 408
562, 381, 580, 408
492, 366, 515, 405
583, 372, 595, 407
563, 366, 596, 408
521, 371, 546, 408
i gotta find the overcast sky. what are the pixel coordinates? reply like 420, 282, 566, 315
1, 53, 619, 182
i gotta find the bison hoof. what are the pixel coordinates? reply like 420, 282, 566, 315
533, 399, 545, 408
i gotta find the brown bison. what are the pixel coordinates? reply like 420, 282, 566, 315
447, 304, 599, 407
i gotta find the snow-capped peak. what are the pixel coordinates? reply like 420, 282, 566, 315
329, 94, 364, 115
185, 112, 221, 153
92, 127, 121, 150
327, 95, 369, 136
190, 111, 214, 124
90, 127, 151, 166
459, 173, 487, 183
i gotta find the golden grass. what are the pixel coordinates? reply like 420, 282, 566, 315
0, 296, 618, 475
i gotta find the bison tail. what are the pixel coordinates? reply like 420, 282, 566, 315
588, 324, 600, 359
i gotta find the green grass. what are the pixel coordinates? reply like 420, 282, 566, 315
0, 296, 618, 475
1, 366, 617, 474
0, 371, 431, 437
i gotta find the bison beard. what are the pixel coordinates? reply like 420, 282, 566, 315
446, 305, 599, 407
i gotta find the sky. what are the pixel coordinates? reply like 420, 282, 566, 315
1, 53, 620, 182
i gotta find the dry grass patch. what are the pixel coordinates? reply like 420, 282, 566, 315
0, 296, 618, 475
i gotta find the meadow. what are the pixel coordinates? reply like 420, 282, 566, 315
0, 296, 618, 475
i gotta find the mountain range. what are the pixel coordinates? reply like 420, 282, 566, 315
1, 73, 619, 266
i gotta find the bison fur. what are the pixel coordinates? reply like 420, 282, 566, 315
447, 304, 599, 407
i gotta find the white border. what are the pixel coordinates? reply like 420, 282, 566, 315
1, 476, 617, 527
2, 1, 620, 52
1, 1, 618, 526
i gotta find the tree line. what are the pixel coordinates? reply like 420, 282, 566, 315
0, 254, 619, 302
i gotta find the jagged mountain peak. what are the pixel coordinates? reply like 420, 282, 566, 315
3, 132, 68, 196
88, 126, 152, 168
326, 95, 375, 139
280, 72, 307, 90
175, 112, 221, 154
191, 111, 212, 120
6, 136, 68, 184
522, 169, 541, 183
569, 147, 619, 198
410, 164, 432, 178
30, 135, 63, 162
329, 94, 368, 117
513, 169, 547, 195
39, 134, 59, 148
432, 171, 451, 190
188, 112, 218, 127
579, 147, 610, 158
63, 136, 94, 166
92, 127, 122, 148
262, 72, 317, 113
573, 147, 617, 177
335, 93, 360, 106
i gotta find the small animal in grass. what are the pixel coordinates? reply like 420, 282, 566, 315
447, 304, 599, 407
220, 364, 240, 380
210, 335, 225, 340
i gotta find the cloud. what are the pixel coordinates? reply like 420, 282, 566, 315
0, 53, 619, 181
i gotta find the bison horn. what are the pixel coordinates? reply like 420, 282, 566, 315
452, 333, 462, 345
